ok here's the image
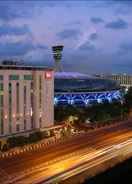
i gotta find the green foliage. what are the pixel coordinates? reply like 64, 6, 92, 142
124, 87, 132, 110
28, 132, 42, 143
54, 98, 129, 124
1, 144, 8, 152
6, 131, 49, 149
7, 136, 28, 148
55, 105, 83, 123
0, 141, 2, 151
41, 131, 50, 138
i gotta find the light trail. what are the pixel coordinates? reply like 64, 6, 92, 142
1, 121, 132, 184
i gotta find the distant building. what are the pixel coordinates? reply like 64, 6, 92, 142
101, 74, 132, 88
0, 64, 54, 137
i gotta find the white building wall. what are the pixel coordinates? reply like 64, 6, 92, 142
3, 73, 9, 135
19, 81, 24, 131
0, 68, 54, 137
43, 72, 54, 127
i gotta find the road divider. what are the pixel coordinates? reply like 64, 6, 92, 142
0, 136, 64, 160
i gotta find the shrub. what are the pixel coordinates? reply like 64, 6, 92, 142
7, 136, 27, 148
28, 132, 42, 143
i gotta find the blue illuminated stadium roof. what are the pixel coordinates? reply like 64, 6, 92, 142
55, 72, 96, 79
55, 72, 120, 92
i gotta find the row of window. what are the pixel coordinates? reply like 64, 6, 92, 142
0, 108, 4, 134
0, 75, 33, 80
111, 76, 132, 84
0, 83, 3, 91
0, 82, 34, 134
0, 121, 34, 134
0, 75, 44, 135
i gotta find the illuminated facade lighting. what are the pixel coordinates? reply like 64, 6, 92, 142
13, 114, 16, 118
54, 90, 122, 106
20, 113, 23, 117
4, 115, 8, 119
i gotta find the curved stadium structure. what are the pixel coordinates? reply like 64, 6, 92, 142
54, 72, 122, 106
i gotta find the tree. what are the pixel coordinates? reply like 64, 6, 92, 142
7, 136, 28, 148
1, 144, 8, 152
124, 87, 132, 110
28, 132, 42, 143
0, 141, 2, 151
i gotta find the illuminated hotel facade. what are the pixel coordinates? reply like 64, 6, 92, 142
108, 74, 132, 88
101, 74, 132, 88
0, 65, 54, 137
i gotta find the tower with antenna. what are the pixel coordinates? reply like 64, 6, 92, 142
52, 45, 64, 72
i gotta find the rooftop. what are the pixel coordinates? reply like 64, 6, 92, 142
0, 64, 53, 71
55, 72, 97, 79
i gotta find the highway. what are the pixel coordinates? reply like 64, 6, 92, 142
0, 120, 132, 184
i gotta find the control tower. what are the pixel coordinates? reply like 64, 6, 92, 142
52, 45, 64, 72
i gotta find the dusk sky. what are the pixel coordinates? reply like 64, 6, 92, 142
0, 0, 132, 74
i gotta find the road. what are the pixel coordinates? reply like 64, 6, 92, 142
0, 120, 132, 184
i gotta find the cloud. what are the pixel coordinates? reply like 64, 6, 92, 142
90, 17, 104, 24
23, 47, 52, 66
0, 35, 29, 44
0, 41, 34, 57
57, 29, 81, 40
0, 4, 18, 21
111, 0, 132, 2
78, 41, 96, 52
0, 24, 30, 36
0, 1, 131, 74
119, 41, 132, 52
89, 33, 98, 41
114, 1, 132, 15
105, 18, 128, 29
37, 44, 47, 50
0, 2, 28, 21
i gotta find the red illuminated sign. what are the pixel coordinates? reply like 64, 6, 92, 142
45, 71, 52, 79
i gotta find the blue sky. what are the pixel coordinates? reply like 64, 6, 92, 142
0, 0, 132, 74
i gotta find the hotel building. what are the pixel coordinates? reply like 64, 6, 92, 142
100, 74, 132, 88
0, 64, 54, 137
108, 74, 132, 88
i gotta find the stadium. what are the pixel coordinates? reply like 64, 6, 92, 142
53, 45, 122, 106
54, 72, 122, 106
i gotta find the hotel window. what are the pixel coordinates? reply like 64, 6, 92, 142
24, 75, 33, 80
39, 75, 42, 90
0, 75, 3, 80
39, 117, 42, 128
0, 95, 3, 107
39, 76, 42, 108
0, 109, 4, 135
24, 119, 26, 130
30, 82, 33, 93
31, 118, 34, 129
16, 124, 20, 132
39, 92, 42, 108
0, 95, 4, 135
9, 83, 12, 133
16, 83, 19, 115
31, 82, 33, 89
24, 86, 26, 116
30, 83, 34, 129
0, 83, 3, 91
9, 75, 19, 80
30, 82, 33, 108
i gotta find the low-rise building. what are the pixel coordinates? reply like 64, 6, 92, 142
0, 64, 54, 138
100, 74, 132, 88
109, 74, 132, 88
